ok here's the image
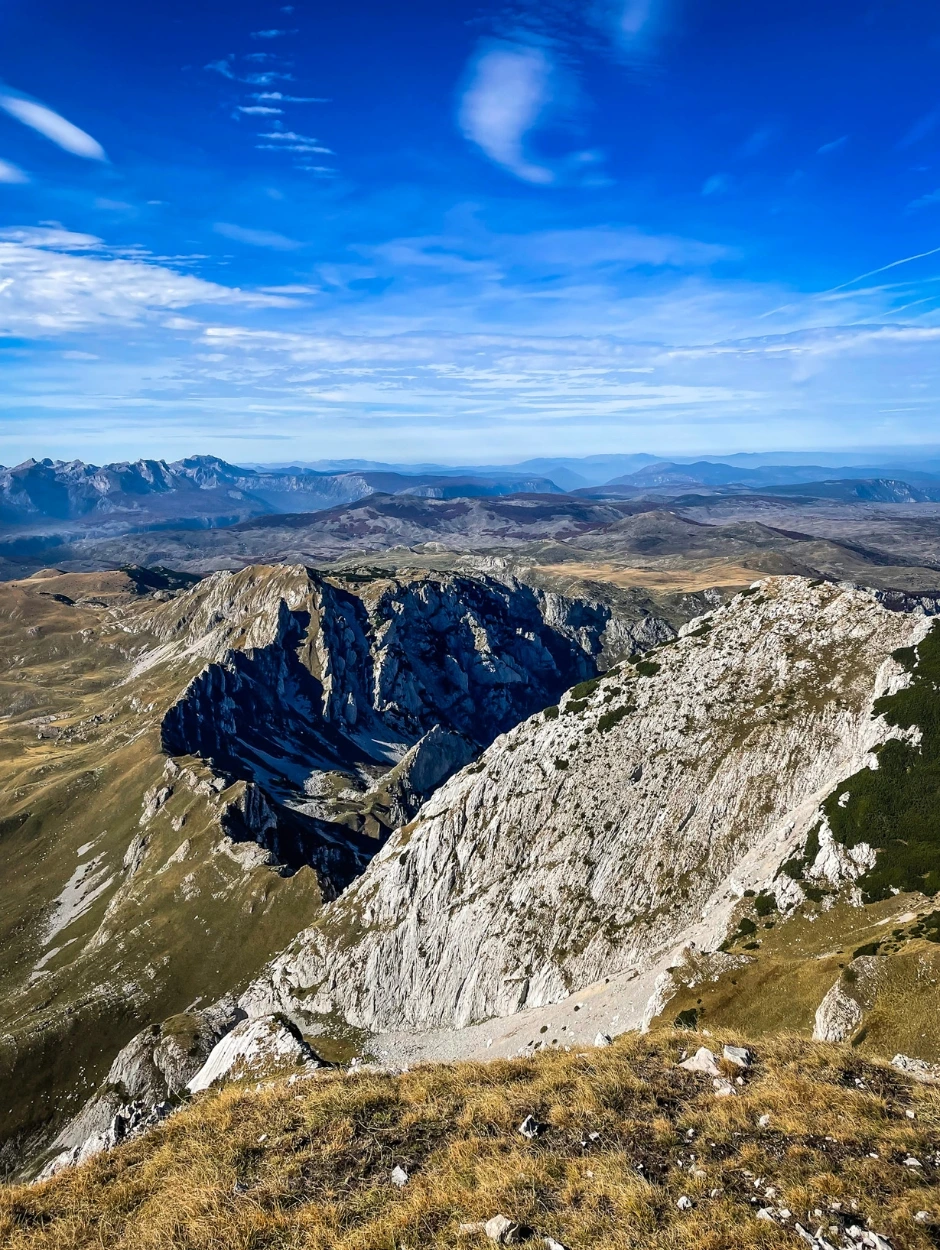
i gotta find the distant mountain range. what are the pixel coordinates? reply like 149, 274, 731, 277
0, 456, 563, 533
4, 453, 940, 542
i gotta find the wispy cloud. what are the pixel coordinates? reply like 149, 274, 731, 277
0, 158, 27, 183
252, 92, 329, 103
459, 43, 555, 184
702, 173, 732, 196
213, 222, 302, 250
256, 131, 333, 153
205, 59, 236, 79
237, 105, 283, 116
738, 126, 775, 159
0, 91, 106, 160
205, 59, 292, 85
0, 227, 289, 336
251, 29, 298, 39
907, 188, 940, 212
899, 109, 940, 150
817, 135, 848, 156
257, 144, 332, 153
591, 0, 674, 56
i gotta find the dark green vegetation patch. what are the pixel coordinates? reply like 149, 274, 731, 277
597, 705, 634, 733
823, 625, 940, 901
568, 676, 603, 701
634, 660, 661, 678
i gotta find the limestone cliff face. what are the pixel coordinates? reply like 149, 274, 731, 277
144, 564, 664, 853
244, 578, 934, 1033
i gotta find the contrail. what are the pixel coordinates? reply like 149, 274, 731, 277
822, 244, 940, 296
757, 243, 940, 321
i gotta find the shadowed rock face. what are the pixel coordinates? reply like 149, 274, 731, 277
154, 566, 649, 855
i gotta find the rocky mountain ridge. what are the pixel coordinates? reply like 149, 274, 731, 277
0, 456, 562, 535
242, 577, 938, 1045
0, 561, 669, 1171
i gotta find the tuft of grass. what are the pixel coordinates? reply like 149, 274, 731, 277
1, 1031, 938, 1250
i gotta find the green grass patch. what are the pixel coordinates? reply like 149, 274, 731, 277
823, 624, 940, 901
634, 660, 661, 678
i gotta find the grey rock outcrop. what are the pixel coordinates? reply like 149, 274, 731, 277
812, 957, 883, 1043
187, 1015, 318, 1093
42, 997, 244, 1175
242, 579, 933, 1034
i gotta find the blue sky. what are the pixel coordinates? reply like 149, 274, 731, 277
2, 0, 940, 464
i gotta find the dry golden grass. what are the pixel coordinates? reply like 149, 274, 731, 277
2, 1031, 938, 1249
538, 562, 759, 592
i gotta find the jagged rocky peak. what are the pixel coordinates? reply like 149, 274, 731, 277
243, 576, 937, 1036
143, 562, 670, 854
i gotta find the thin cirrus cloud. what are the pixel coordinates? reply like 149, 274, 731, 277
458, 43, 555, 184
817, 135, 848, 155
0, 158, 27, 183
702, 173, 733, 196
206, 59, 293, 85
251, 29, 298, 39
907, 188, 940, 212
252, 92, 329, 103
0, 91, 106, 159
237, 105, 283, 115
591, 0, 674, 54
213, 221, 302, 250
257, 131, 332, 153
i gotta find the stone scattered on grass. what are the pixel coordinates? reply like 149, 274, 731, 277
518, 1115, 546, 1140
390, 1165, 409, 1187
678, 1046, 722, 1077
723, 1044, 751, 1068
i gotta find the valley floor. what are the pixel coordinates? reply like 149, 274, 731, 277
1, 1031, 937, 1250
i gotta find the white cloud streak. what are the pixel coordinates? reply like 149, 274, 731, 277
252, 92, 329, 102
0, 158, 27, 183
0, 93, 106, 160
213, 222, 302, 250
459, 44, 555, 184
0, 229, 291, 335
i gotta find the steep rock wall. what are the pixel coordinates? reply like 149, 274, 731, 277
244, 578, 934, 1033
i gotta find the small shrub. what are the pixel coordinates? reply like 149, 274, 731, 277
754, 892, 777, 917
674, 1008, 698, 1030
554, 758, 569, 771
634, 660, 661, 678
598, 706, 633, 733
543, 705, 559, 721
569, 676, 603, 701
852, 941, 881, 959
